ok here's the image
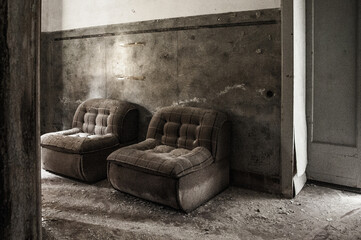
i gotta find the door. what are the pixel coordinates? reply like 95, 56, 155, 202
306, 0, 361, 188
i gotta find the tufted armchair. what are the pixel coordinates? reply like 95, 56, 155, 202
41, 98, 138, 182
107, 106, 231, 212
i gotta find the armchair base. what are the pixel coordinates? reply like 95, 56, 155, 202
107, 159, 229, 212
42, 146, 119, 183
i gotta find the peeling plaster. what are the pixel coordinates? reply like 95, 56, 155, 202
171, 97, 207, 106
217, 84, 246, 96
59, 97, 82, 106
59, 97, 71, 105
116, 75, 146, 81
257, 88, 266, 95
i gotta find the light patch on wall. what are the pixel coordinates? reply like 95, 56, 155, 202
87, 77, 106, 99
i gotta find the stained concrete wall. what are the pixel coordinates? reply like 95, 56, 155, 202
0, 0, 41, 239
42, 0, 281, 32
41, 9, 282, 192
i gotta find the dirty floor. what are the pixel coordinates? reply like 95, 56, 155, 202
42, 170, 361, 240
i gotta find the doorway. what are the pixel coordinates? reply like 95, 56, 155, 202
306, 0, 361, 188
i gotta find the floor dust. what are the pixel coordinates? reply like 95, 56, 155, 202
41, 170, 361, 240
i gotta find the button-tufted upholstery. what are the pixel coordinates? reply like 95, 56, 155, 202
72, 98, 138, 142
108, 139, 214, 178
41, 98, 138, 182
107, 106, 231, 212
146, 106, 228, 160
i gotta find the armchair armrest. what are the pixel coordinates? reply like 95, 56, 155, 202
123, 138, 160, 151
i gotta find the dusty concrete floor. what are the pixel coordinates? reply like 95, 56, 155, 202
42, 170, 361, 240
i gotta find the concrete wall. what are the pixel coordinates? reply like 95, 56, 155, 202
41, 9, 282, 192
0, 0, 41, 239
42, 0, 281, 32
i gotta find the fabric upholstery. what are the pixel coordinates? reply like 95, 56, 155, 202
107, 106, 230, 211
41, 131, 119, 154
108, 143, 213, 178
178, 160, 229, 212
107, 163, 179, 209
72, 98, 138, 143
41, 98, 138, 182
146, 106, 227, 160
107, 159, 229, 212
42, 146, 120, 182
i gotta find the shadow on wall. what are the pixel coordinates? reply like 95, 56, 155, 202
131, 103, 152, 141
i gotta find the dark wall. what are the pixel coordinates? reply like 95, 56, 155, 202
41, 9, 281, 192
1, 0, 41, 239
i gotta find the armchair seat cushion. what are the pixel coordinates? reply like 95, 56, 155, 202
108, 139, 214, 178
41, 128, 119, 154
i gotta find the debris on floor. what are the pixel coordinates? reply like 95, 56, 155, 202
42, 170, 361, 240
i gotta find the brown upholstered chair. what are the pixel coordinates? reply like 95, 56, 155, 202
41, 98, 138, 182
107, 106, 231, 212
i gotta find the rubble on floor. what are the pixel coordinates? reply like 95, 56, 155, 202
42, 170, 361, 240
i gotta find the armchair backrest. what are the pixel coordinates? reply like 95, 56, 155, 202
147, 106, 230, 161
72, 98, 138, 143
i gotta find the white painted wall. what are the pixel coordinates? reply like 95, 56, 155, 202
41, 0, 281, 32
